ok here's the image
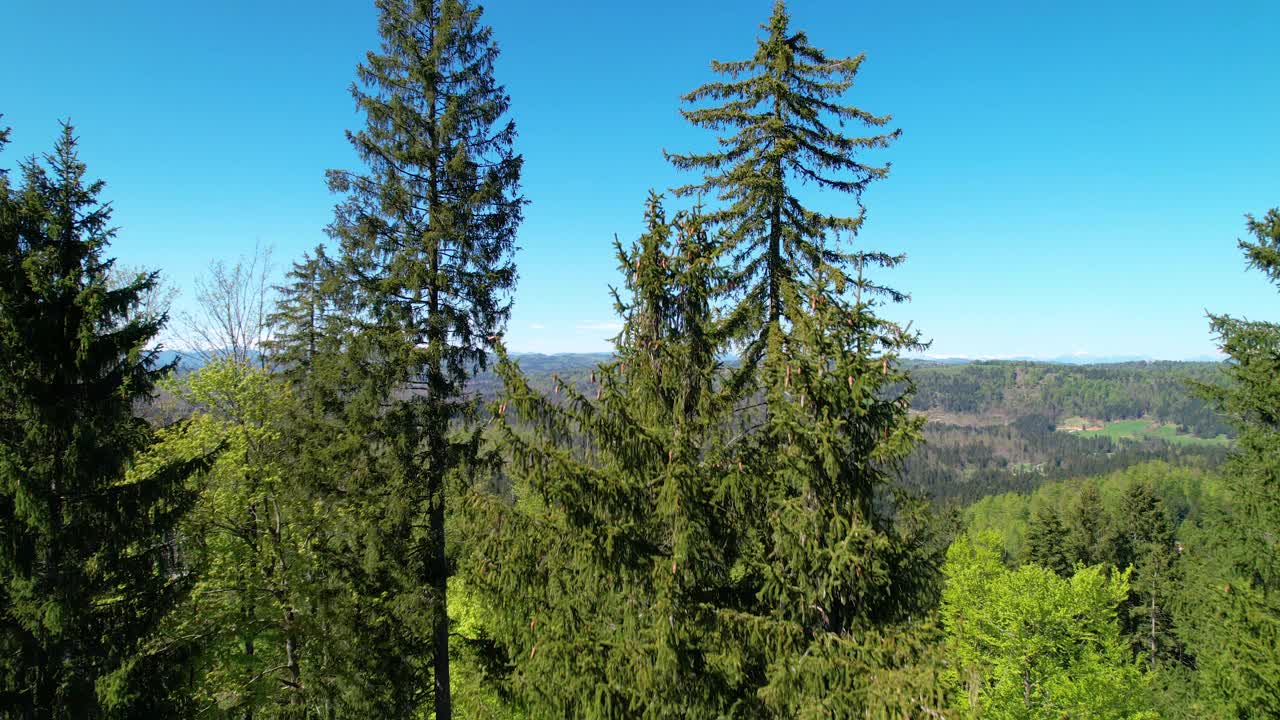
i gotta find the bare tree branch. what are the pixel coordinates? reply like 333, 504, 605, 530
178, 243, 275, 367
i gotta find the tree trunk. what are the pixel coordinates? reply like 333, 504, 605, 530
1150, 590, 1158, 669
431, 489, 451, 720
426, 100, 452, 716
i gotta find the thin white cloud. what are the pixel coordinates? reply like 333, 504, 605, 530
576, 322, 623, 332
528, 323, 545, 330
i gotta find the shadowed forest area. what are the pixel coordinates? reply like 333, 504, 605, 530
2, 1, 1279, 718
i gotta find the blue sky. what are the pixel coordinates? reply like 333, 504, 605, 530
3, 0, 1277, 358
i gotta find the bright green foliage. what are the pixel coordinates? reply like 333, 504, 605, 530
1175, 208, 1280, 715
666, 0, 902, 368
964, 466, 1192, 671
942, 533, 1156, 720
135, 360, 321, 717
445, 576, 530, 720
0, 124, 211, 717
1023, 505, 1071, 577
963, 461, 1221, 563
306, 0, 522, 716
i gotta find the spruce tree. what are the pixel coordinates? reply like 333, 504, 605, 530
466, 197, 749, 717
1024, 506, 1072, 577
261, 248, 380, 717
739, 266, 945, 716
1113, 481, 1179, 668
474, 24, 945, 702
313, 0, 522, 716
0, 124, 210, 716
1066, 482, 1108, 566
660, 3, 943, 714
1132, 539, 1179, 673
264, 245, 335, 379
666, 0, 902, 372
1176, 207, 1280, 714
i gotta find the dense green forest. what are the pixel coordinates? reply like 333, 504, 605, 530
3, 1, 1279, 718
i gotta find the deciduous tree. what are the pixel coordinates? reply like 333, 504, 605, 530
942, 533, 1155, 720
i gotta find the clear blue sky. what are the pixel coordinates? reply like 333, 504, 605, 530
3, 0, 1277, 358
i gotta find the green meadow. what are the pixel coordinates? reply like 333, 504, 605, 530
1075, 419, 1230, 446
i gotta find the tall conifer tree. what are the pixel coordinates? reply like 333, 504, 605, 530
314, 0, 521, 716
1176, 207, 1280, 714
665, 0, 902, 373
264, 246, 335, 379
1066, 482, 1109, 566
663, 3, 944, 714
467, 197, 751, 717
1024, 506, 1072, 577
1113, 481, 1178, 668
0, 124, 210, 716
739, 266, 945, 716
474, 3, 943, 712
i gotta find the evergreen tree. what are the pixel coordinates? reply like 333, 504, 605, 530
467, 197, 747, 717
1176, 207, 1280, 715
666, 0, 902, 372
309, 0, 522, 716
1113, 481, 1179, 668
656, 3, 943, 714
262, 251, 376, 718
1024, 506, 1072, 577
1066, 482, 1108, 566
0, 124, 211, 716
471, 192, 947, 716
264, 245, 335, 379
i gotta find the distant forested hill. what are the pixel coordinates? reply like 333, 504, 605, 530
487, 356, 1228, 434
907, 360, 1230, 438
467, 352, 610, 399
902, 416, 1226, 504
899, 360, 1232, 502
471, 356, 1231, 504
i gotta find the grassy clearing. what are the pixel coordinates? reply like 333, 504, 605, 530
1072, 419, 1230, 446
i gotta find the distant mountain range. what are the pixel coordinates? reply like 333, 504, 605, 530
153, 349, 1224, 373
911, 353, 1224, 365
506, 352, 1222, 367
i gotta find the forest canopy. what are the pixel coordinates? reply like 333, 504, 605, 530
1, 1, 1277, 718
